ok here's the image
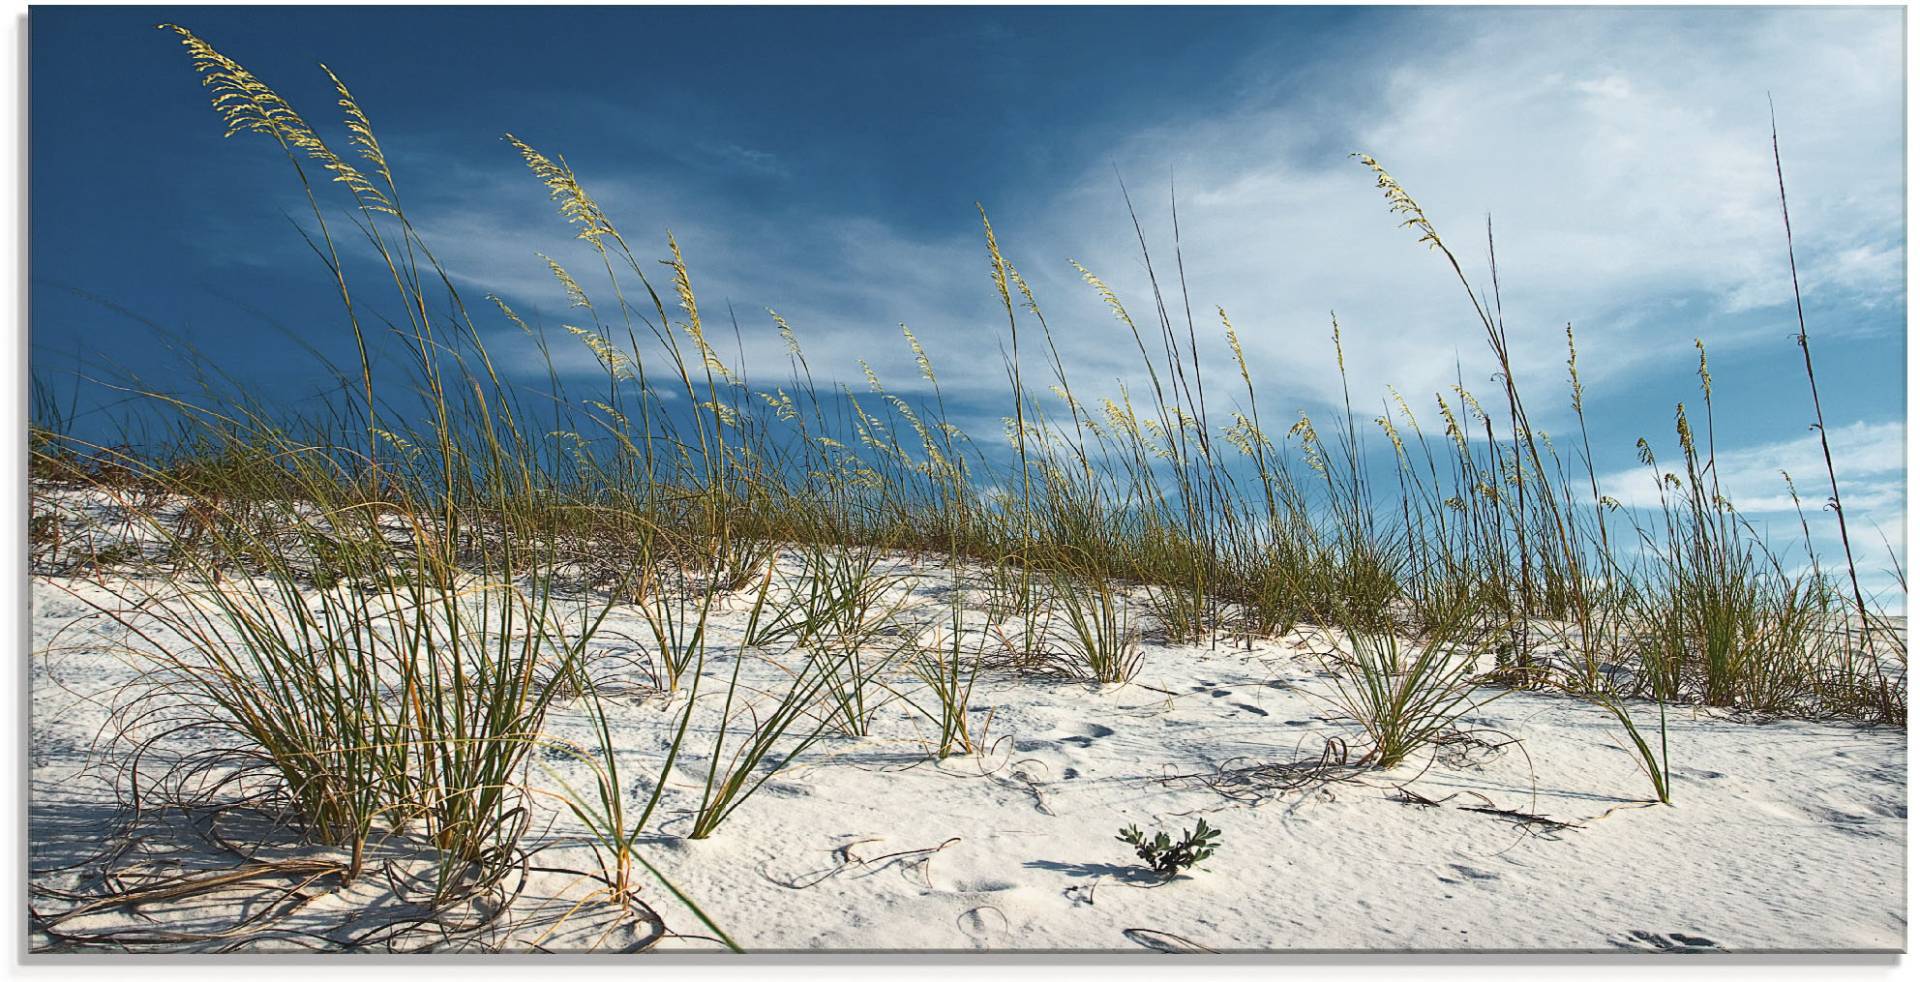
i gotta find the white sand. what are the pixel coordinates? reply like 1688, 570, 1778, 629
27, 526, 1907, 953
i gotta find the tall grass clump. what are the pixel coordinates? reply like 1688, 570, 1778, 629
1045, 560, 1144, 684
773, 542, 914, 735
903, 578, 988, 757
40, 25, 643, 920
1318, 601, 1499, 769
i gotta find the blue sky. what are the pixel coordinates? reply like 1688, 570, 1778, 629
30, 5, 1907, 597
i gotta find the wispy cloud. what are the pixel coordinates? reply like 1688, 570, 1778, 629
251, 7, 1900, 489
1024, 7, 1903, 415
421, 8, 1900, 427
700, 142, 788, 179
1598, 419, 1905, 517
1597, 419, 1907, 601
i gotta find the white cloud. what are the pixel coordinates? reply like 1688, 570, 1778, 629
1014, 6, 1905, 422
1597, 419, 1906, 602
212, 9, 1904, 430
336, 9, 1901, 518
1599, 419, 1905, 515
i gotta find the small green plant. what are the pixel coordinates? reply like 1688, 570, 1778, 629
1116, 818, 1222, 878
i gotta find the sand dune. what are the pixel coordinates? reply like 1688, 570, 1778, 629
29, 545, 1905, 953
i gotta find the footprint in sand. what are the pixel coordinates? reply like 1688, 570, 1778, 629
1057, 723, 1115, 748
1613, 930, 1721, 953
1804, 803, 1893, 837
1014, 723, 1115, 754
957, 906, 1009, 942
1232, 703, 1270, 717
943, 877, 1017, 894
1437, 863, 1500, 885
1671, 765, 1725, 781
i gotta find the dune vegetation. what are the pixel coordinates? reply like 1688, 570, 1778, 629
26, 26, 1905, 951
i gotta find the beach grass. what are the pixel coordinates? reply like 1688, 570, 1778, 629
24, 24, 1906, 948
